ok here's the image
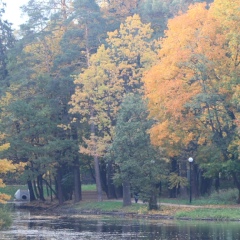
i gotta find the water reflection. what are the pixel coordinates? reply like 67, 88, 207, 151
1, 209, 240, 239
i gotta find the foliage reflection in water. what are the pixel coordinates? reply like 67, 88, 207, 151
1, 209, 240, 239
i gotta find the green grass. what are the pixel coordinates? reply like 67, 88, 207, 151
68, 200, 240, 222
82, 184, 96, 191
71, 200, 240, 221
175, 208, 240, 221
160, 197, 235, 206
160, 198, 190, 205
75, 201, 148, 213
0, 185, 28, 200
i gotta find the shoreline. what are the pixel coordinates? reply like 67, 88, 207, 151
10, 200, 240, 222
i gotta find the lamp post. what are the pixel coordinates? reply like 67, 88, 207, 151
188, 157, 193, 204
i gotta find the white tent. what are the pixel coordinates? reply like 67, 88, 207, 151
14, 189, 30, 201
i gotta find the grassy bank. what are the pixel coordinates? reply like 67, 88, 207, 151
175, 207, 240, 221
67, 201, 240, 222
74, 201, 149, 214
4, 185, 240, 221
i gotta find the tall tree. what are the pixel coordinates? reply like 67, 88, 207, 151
70, 14, 159, 200
137, 0, 214, 38
0, 0, 84, 204
67, 0, 106, 68
144, 1, 240, 201
110, 94, 167, 209
0, 0, 15, 87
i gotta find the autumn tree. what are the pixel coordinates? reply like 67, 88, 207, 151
0, 139, 26, 203
144, 1, 240, 200
70, 14, 159, 201
0, 143, 15, 203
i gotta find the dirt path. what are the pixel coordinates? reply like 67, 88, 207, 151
160, 202, 201, 208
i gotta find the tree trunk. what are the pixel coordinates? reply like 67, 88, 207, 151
100, 162, 108, 195
232, 172, 240, 204
94, 154, 102, 202
90, 109, 102, 202
37, 175, 45, 201
85, 25, 90, 68
27, 180, 36, 201
236, 192, 240, 205
148, 187, 159, 210
169, 158, 178, 198
107, 160, 117, 199
115, 185, 123, 199
42, 178, 57, 199
49, 174, 53, 201
122, 180, 131, 207
200, 171, 212, 196
215, 173, 220, 192
71, 124, 82, 202
33, 180, 39, 199
73, 166, 82, 202
193, 164, 199, 198
57, 168, 64, 205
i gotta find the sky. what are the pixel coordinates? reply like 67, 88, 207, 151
3, 0, 29, 29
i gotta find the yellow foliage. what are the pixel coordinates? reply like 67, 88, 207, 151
24, 27, 65, 75
0, 179, 5, 188
0, 143, 19, 203
0, 194, 11, 203
0, 159, 15, 174
70, 15, 159, 159
14, 162, 27, 173
0, 143, 10, 152
168, 173, 188, 189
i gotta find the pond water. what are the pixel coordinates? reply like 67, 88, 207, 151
1, 208, 240, 240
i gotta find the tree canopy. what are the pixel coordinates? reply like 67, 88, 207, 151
144, 0, 240, 200
0, 0, 239, 205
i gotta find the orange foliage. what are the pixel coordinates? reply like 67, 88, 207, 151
144, 2, 240, 157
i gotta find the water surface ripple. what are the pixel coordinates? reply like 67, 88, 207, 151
1, 209, 240, 239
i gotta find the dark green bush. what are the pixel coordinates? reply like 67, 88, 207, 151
0, 206, 12, 229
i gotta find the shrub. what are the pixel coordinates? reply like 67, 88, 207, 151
195, 188, 239, 205
0, 206, 12, 229
208, 189, 238, 204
